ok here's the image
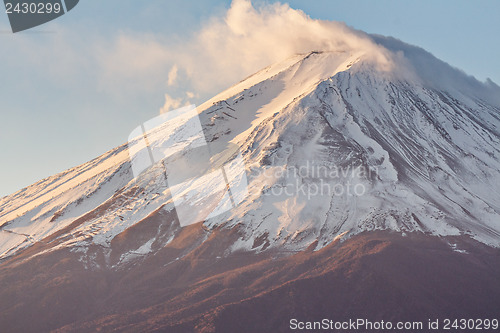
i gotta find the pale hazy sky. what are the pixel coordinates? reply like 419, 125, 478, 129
1, 0, 499, 197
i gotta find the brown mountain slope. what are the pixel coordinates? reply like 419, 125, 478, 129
1, 227, 499, 333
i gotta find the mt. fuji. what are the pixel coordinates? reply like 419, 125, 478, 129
1, 29, 500, 332
2, 35, 500, 260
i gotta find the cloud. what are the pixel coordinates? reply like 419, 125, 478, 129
95, 0, 392, 101
160, 93, 182, 113
94, 34, 172, 96
159, 92, 194, 114
167, 65, 178, 86
169, 0, 393, 92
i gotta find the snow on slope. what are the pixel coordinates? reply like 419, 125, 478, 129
1, 36, 500, 262
0, 145, 132, 258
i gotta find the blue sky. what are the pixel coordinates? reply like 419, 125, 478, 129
1, 0, 499, 197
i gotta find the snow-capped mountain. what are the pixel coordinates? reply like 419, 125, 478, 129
2, 29, 500, 333
1, 34, 500, 266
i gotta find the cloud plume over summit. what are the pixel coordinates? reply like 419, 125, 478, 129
161, 0, 391, 93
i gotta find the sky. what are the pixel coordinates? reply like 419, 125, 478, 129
1, 0, 499, 197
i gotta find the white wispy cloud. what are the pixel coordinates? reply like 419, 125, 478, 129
159, 91, 194, 114
93, 0, 393, 101
167, 0, 391, 92
167, 65, 178, 86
